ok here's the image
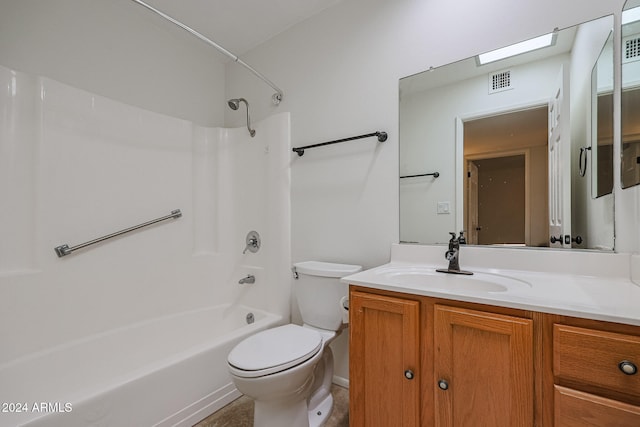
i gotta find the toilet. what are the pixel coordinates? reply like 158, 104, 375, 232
227, 261, 362, 427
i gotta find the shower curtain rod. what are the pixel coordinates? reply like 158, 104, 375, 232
130, 0, 284, 105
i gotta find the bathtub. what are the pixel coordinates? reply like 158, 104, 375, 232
0, 304, 283, 427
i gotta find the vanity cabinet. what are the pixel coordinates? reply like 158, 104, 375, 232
551, 321, 640, 426
349, 287, 536, 427
434, 304, 534, 426
350, 285, 640, 426
349, 290, 420, 427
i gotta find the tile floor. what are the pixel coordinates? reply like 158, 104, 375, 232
193, 384, 349, 427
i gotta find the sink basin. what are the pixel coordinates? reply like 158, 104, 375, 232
374, 266, 531, 293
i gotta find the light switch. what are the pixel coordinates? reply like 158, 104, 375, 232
437, 201, 451, 214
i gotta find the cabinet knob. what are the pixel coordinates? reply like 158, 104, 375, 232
438, 379, 449, 390
619, 360, 638, 375
404, 370, 414, 380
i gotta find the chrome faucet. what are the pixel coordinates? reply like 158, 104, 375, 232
238, 274, 255, 284
436, 232, 473, 275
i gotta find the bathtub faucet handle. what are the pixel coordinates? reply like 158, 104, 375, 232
243, 231, 261, 254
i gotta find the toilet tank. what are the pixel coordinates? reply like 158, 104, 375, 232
293, 261, 362, 331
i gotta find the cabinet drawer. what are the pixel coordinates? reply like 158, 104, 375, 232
553, 324, 640, 399
554, 385, 640, 427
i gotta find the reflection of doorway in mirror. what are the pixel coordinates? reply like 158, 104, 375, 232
463, 108, 549, 247
466, 156, 525, 245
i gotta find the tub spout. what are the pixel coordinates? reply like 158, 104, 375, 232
238, 274, 255, 284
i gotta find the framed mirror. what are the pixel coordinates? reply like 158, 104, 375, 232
400, 15, 615, 250
622, 0, 640, 188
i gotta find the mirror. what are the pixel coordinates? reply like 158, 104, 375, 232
622, 0, 640, 188
400, 15, 615, 250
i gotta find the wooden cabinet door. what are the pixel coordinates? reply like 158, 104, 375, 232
350, 290, 420, 427
434, 304, 534, 427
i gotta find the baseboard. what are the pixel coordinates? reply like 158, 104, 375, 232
332, 375, 349, 389
155, 382, 242, 427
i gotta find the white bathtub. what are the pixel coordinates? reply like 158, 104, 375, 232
0, 304, 283, 427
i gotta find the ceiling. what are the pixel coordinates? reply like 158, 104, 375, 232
135, 0, 342, 57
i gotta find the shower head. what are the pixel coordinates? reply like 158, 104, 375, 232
228, 98, 242, 110
227, 98, 256, 137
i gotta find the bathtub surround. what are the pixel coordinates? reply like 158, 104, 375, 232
0, 65, 291, 426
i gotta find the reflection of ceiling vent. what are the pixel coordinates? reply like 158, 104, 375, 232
623, 35, 640, 63
489, 70, 513, 94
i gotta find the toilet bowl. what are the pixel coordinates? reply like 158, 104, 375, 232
226, 261, 362, 427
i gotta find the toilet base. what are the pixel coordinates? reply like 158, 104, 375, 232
254, 398, 310, 427
306, 347, 335, 426
252, 390, 334, 427
250, 348, 336, 427
308, 393, 333, 427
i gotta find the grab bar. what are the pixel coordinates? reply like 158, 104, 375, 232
292, 131, 387, 156
54, 209, 182, 257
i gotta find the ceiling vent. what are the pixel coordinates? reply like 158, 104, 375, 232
488, 70, 513, 94
623, 35, 640, 63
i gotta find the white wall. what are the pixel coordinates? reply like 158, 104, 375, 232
0, 0, 226, 126
225, 0, 630, 382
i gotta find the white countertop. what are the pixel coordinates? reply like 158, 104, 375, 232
341, 244, 640, 327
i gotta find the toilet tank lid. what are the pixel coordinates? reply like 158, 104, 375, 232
293, 261, 362, 278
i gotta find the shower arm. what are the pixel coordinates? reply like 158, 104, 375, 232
244, 104, 255, 137
130, 0, 284, 105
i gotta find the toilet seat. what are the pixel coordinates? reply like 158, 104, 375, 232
228, 324, 323, 378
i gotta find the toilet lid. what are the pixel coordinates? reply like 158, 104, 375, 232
228, 324, 322, 377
